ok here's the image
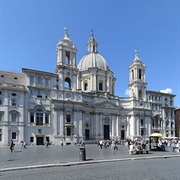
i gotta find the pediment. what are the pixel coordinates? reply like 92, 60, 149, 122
95, 100, 122, 109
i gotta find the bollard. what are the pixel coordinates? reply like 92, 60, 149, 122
79, 146, 86, 161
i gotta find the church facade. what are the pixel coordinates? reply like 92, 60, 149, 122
0, 29, 176, 146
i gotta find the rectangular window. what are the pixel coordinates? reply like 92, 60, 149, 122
37, 77, 42, 84
45, 78, 49, 86
0, 129, 2, 141
30, 113, 34, 123
37, 90, 42, 98
11, 99, 17, 106
38, 129, 42, 134
0, 112, 2, 122
30, 137, 34, 143
45, 91, 49, 99
30, 76, 34, 84
36, 115, 43, 125
12, 113, 17, 122
12, 132, 16, 139
30, 89, 34, 96
99, 81, 103, 91
45, 113, 49, 124
171, 131, 173, 136
139, 69, 142, 79
66, 114, 71, 123
0, 98, 2, 105
140, 119, 144, 126
170, 100, 173, 106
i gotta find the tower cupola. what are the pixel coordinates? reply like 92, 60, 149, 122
128, 50, 147, 100
87, 31, 98, 53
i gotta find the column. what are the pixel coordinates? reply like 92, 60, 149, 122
72, 73, 77, 91
28, 112, 30, 124
136, 116, 140, 136
126, 116, 130, 137
131, 116, 135, 137
59, 69, 64, 90
59, 110, 64, 137
43, 112, 45, 125
95, 113, 100, 139
111, 115, 115, 138
147, 116, 151, 136
53, 110, 57, 136
106, 74, 110, 92
99, 113, 103, 139
78, 111, 83, 137
116, 116, 119, 138
73, 111, 78, 136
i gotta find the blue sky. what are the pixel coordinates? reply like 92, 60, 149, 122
0, 0, 180, 107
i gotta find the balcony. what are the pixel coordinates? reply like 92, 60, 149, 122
140, 125, 146, 129
65, 122, 74, 127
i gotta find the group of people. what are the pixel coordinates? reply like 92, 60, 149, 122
157, 138, 180, 152
128, 140, 150, 154
21, 141, 27, 149
98, 139, 119, 150
10, 140, 27, 152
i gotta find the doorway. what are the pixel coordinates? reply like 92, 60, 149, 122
104, 125, 110, 140
85, 129, 89, 140
121, 130, 125, 140
36, 137, 44, 145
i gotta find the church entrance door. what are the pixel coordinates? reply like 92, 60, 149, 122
104, 125, 110, 140
36, 137, 44, 145
85, 129, 89, 140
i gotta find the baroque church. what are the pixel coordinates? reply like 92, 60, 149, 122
0, 28, 176, 146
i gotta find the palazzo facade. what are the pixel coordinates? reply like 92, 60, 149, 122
0, 29, 176, 146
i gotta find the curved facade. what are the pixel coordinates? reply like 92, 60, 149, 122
0, 29, 176, 146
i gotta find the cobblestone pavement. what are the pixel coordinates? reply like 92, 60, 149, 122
0, 144, 179, 170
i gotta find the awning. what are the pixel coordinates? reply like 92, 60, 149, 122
150, 133, 162, 137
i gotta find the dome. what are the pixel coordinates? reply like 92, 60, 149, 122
77, 32, 109, 71
78, 53, 109, 71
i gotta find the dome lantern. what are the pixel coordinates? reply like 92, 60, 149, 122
87, 31, 98, 53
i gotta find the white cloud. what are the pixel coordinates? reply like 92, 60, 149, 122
125, 89, 129, 96
160, 88, 172, 94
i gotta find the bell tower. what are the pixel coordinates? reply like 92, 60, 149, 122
56, 27, 78, 91
128, 50, 147, 100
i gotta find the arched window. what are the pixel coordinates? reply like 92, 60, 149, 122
99, 80, 103, 91
65, 51, 70, 65
84, 81, 88, 91
64, 77, 71, 89
138, 90, 142, 100
36, 108, 43, 125
131, 70, 134, 80
139, 69, 142, 79
11, 111, 17, 122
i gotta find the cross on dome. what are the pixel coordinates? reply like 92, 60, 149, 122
134, 49, 141, 61
64, 25, 69, 39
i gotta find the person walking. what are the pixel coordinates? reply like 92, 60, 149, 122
60, 139, 64, 149
21, 141, 24, 149
10, 139, 14, 153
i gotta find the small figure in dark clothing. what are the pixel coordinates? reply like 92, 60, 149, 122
10, 139, 15, 153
